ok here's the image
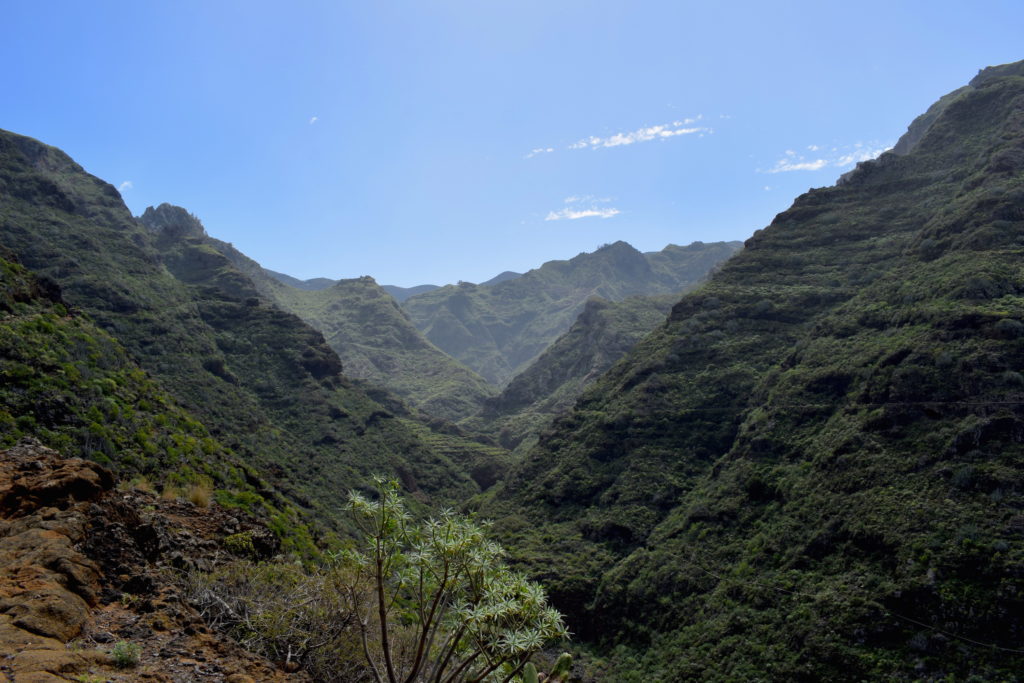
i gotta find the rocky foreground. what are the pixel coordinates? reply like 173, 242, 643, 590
0, 439, 305, 682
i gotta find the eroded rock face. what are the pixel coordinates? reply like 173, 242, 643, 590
0, 443, 114, 517
0, 439, 302, 681
0, 439, 105, 677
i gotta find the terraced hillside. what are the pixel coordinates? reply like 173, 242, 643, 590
490, 61, 1024, 680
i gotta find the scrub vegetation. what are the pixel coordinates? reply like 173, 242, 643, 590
1, 60, 1023, 680
488, 61, 1024, 680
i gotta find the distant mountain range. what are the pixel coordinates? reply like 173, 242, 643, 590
402, 240, 743, 385
263, 266, 525, 302
235, 230, 738, 423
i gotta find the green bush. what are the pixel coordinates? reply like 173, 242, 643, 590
223, 531, 256, 558
185, 478, 567, 682
110, 640, 141, 668
344, 477, 568, 683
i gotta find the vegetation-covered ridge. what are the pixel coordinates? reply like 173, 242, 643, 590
403, 239, 742, 386
0, 251, 320, 552
0, 130, 487, 538
0, 252, 228, 483
490, 60, 1024, 680
466, 294, 678, 452
139, 203, 497, 423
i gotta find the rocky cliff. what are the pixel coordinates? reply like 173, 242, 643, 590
0, 438, 300, 681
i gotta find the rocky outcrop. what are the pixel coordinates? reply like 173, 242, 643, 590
0, 439, 304, 681
138, 204, 208, 239
0, 439, 108, 679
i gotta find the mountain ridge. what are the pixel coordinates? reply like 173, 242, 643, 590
487, 59, 1024, 679
403, 239, 743, 385
0, 131, 486, 538
465, 293, 678, 451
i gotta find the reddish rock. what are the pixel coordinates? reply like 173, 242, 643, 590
0, 439, 304, 681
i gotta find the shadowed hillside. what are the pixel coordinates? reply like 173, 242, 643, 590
488, 61, 1024, 680
138, 204, 498, 423
466, 294, 678, 451
0, 131, 484, 536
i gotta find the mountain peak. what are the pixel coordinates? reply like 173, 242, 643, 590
888, 58, 1024, 159
138, 203, 207, 239
595, 240, 638, 254
969, 58, 1024, 88
479, 271, 521, 287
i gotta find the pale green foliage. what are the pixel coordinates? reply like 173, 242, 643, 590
548, 653, 573, 682
344, 477, 568, 683
183, 560, 367, 682
110, 640, 141, 668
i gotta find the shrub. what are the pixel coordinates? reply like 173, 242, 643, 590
110, 640, 141, 668
183, 560, 365, 681
160, 485, 182, 501
184, 479, 566, 681
344, 477, 568, 683
187, 481, 213, 507
223, 531, 256, 558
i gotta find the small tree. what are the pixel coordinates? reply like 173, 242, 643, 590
345, 477, 568, 683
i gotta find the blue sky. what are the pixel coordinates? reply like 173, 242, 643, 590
3, 1, 1022, 286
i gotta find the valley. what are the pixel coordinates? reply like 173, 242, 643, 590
0, 59, 1022, 681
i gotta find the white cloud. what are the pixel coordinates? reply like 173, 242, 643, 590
526, 115, 708, 158
570, 117, 707, 150
767, 158, 829, 173
309, 116, 318, 124
836, 143, 892, 167
545, 207, 621, 221
762, 141, 892, 174
118, 180, 133, 192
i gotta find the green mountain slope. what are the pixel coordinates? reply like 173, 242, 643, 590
262, 276, 498, 421
0, 251, 230, 483
490, 61, 1024, 679
403, 240, 742, 385
0, 250, 323, 551
467, 294, 677, 450
142, 206, 499, 423
0, 131, 481, 534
